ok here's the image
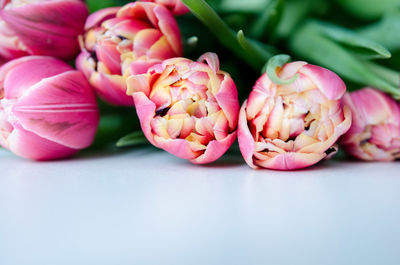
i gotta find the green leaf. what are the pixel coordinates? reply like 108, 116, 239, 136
275, 0, 314, 39
289, 22, 400, 98
264, 54, 299, 85
86, 0, 116, 13
182, 0, 274, 70
86, 0, 133, 13
116, 131, 148, 148
250, 0, 284, 39
357, 8, 400, 52
219, 0, 272, 13
336, 0, 400, 19
318, 22, 391, 59
363, 61, 400, 88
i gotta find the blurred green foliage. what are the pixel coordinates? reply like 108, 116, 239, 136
86, 0, 400, 146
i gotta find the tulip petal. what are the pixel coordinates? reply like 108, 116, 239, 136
12, 71, 99, 149
0, 1, 88, 59
8, 124, 77, 161
198, 52, 220, 73
238, 101, 257, 168
256, 152, 326, 170
1, 56, 72, 99
215, 74, 239, 130
300, 64, 347, 100
85, 7, 119, 30
193, 132, 237, 164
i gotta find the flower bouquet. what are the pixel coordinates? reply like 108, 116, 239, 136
1, 0, 400, 170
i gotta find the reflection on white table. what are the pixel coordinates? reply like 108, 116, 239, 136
1, 147, 399, 265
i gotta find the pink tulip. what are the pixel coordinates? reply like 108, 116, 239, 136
0, 56, 99, 161
142, 0, 189, 15
238, 61, 352, 170
340, 88, 400, 161
76, 2, 182, 106
0, 0, 88, 60
126, 53, 239, 164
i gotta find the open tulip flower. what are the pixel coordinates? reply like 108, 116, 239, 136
238, 57, 352, 170
126, 53, 239, 164
0, 56, 99, 161
0, 0, 88, 61
143, 0, 189, 15
340, 88, 400, 161
76, 2, 182, 106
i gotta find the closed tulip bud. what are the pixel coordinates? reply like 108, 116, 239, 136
0, 56, 99, 161
340, 88, 400, 161
142, 0, 189, 15
126, 53, 239, 164
76, 2, 182, 106
238, 58, 352, 170
0, 0, 88, 60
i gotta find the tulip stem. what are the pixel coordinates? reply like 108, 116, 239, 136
182, 0, 274, 70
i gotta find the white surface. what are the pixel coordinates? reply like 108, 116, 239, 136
1, 147, 400, 265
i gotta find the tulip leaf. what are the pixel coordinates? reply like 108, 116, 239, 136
116, 131, 148, 148
336, 0, 400, 19
357, 8, 400, 52
289, 22, 400, 98
182, 0, 274, 70
318, 22, 391, 59
363, 61, 400, 88
275, 0, 314, 39
219, 0, 272, 13
86, 0, 116, 12
264, 54, 299, 85
250, 0, 284, 39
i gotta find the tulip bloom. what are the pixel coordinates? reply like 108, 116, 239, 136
238, 61, 352, 170
143, 0, 189, 15
76, 2, 182, 106
0, 0, 88, 60
340, 88, 400, 161
0, 56, 99, 161
127, 53, 239, 164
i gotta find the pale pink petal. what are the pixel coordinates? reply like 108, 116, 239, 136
96, 39, 121, 75
215, 74, 239, 129
238, 101, 257, 168
192, 132, 237, 164
154, 137, 199, 160
132, 92, 157, 146
154, 4, 182, 56
198, 52, 220, 73
256, 152, 326, 170
126, 74, 151, 96
300, 64, 346, 100
92, 73, 133, 106
85, 7, 119, 30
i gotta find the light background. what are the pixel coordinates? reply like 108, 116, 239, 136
1, 147, 399, 265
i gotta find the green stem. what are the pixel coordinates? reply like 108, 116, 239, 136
182, 0, 273, 70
